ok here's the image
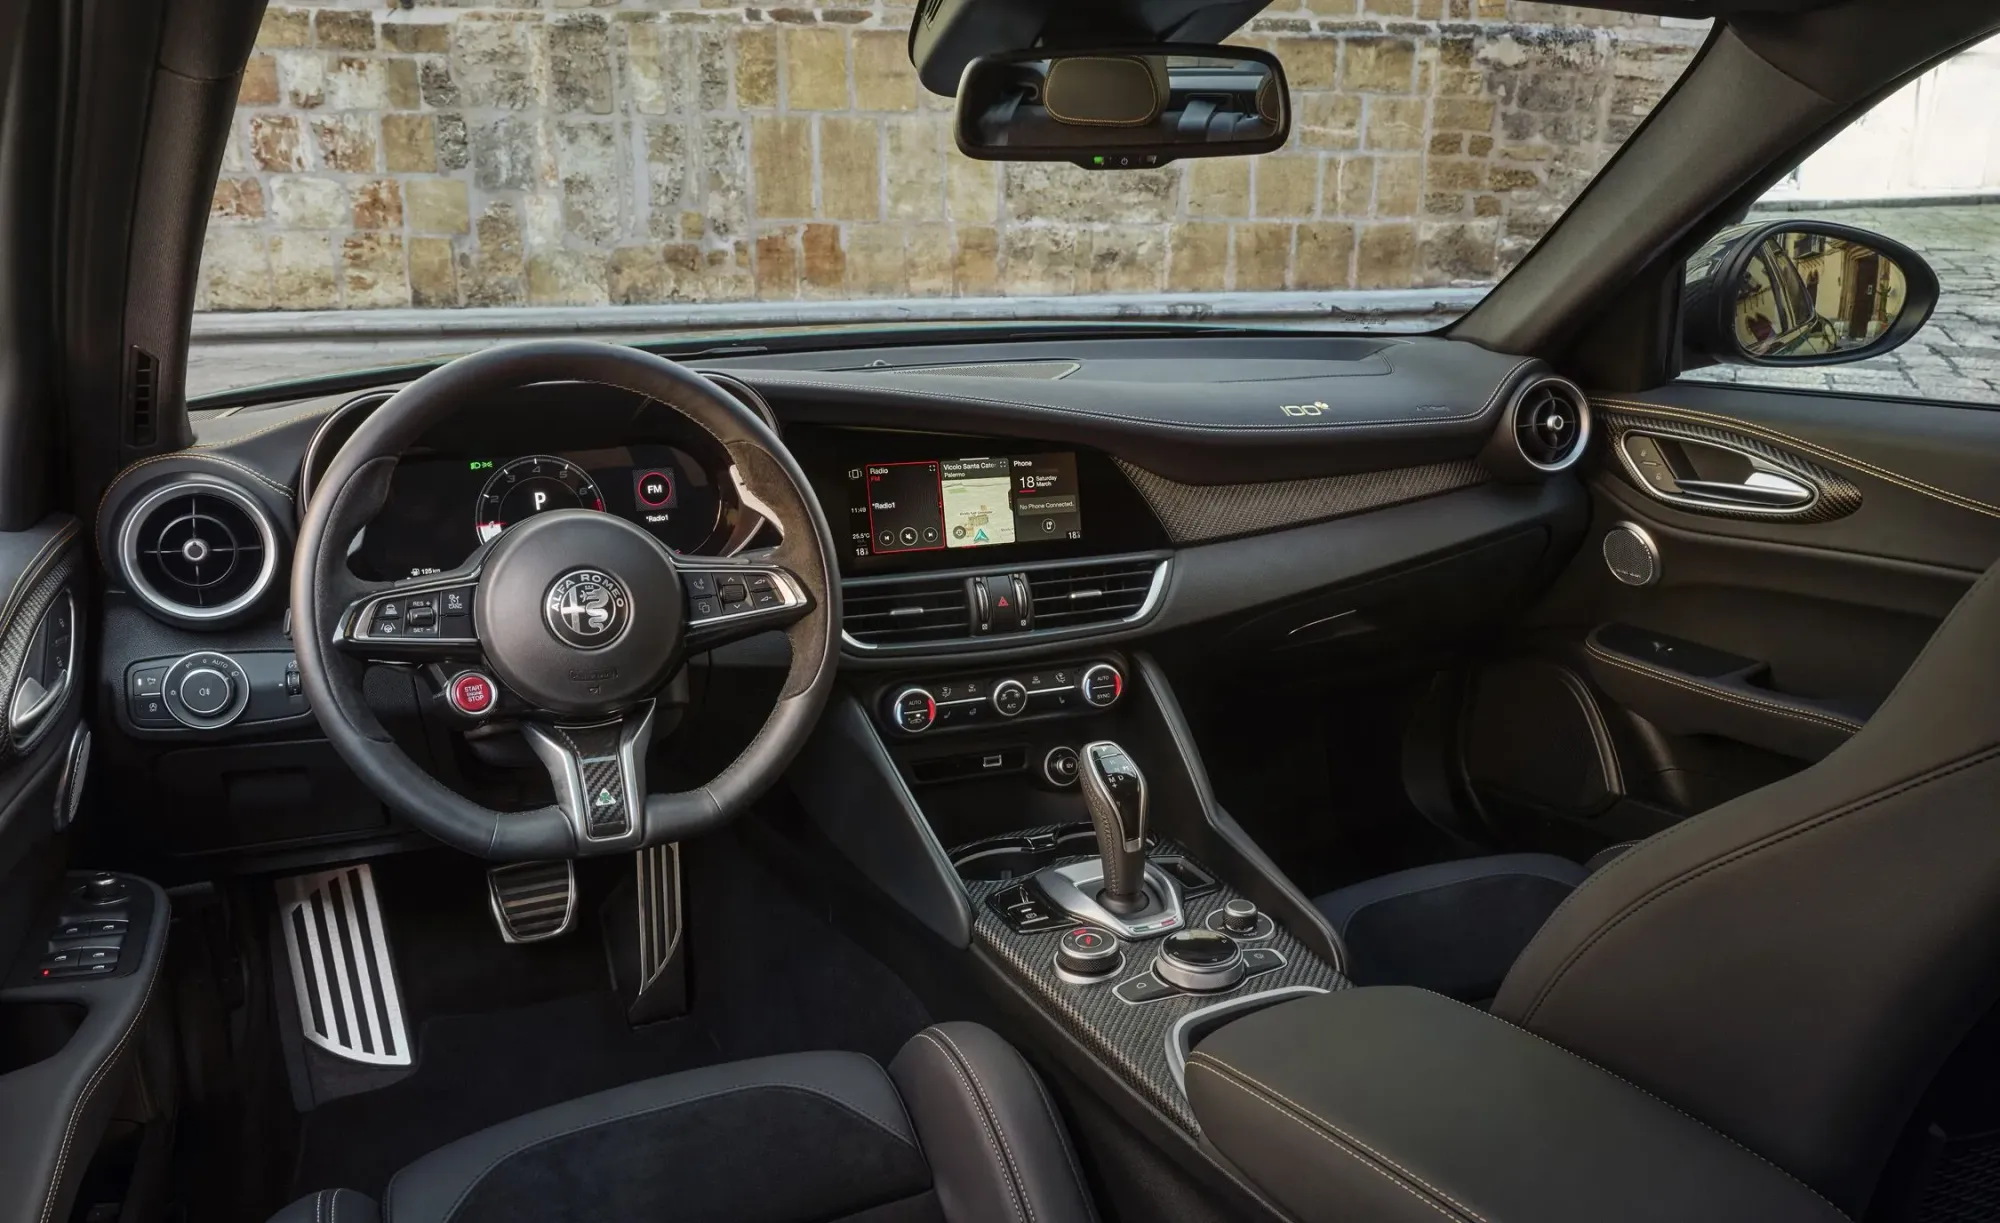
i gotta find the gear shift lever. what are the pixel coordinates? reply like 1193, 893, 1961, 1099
1080, 741, 1149, 915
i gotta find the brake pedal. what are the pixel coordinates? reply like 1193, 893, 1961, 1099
487, 861, 577, 943
277, 864, 412, 1067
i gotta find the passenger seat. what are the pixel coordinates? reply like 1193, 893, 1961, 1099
1314, 846, 1631, 1001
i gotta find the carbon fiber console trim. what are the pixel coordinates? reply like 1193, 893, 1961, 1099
1114, 459, 1489, 544
959, 826, 1348, 1133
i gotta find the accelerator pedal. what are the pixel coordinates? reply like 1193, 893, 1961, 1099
487, 861, 577, 943
277, 864, 412, 1067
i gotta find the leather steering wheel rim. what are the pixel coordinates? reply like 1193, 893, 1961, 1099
290, 340, 842, 859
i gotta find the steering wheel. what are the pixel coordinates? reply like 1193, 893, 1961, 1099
290, 341, 842, 859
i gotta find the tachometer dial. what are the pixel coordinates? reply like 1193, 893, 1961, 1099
474, 455, 605, 543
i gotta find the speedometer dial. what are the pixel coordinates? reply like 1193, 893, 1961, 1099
474, 455, 605, 543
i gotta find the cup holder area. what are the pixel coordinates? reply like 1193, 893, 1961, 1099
952, 825, 1104, 881
1, 1001, 87, 1075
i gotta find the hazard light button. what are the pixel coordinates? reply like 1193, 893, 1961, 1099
448, 671, 498, 716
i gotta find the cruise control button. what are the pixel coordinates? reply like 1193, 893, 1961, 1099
376, 601, 402, 619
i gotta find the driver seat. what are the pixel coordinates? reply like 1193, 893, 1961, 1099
267, 1024, 1095, 1223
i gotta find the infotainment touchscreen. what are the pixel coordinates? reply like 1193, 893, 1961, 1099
849, 452, 1083, 557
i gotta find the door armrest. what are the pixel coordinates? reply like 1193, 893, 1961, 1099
1186, 986, 1846, 1223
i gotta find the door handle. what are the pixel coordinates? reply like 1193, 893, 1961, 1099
1672, 469, 1816, 508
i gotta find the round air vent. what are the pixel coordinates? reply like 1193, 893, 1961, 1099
117, 479, 279, 621
1509, 376, 1591, 473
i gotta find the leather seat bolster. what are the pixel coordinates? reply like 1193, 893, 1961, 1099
269, 1189, 381, 1223
888, 1022, 1098, 1223
386, 1050, 929, 1223
1186, 988, 1849, 1223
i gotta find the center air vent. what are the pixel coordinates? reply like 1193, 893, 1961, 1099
1509, 377, 1591, 473
118, 478, 279, 622
1025, 560, 1158, 629
846, 576, 974, 646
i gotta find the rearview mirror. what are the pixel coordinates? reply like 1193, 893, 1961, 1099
1682, 220, 1938, 367
953, 46, 1289, 169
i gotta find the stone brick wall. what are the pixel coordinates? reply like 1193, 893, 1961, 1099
197, 0, 1706, 310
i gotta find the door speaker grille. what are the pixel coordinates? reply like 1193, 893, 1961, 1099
278, 864, 412, 1067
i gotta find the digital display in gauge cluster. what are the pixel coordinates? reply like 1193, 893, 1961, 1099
850, 452, 1083, 557
355, 446, 724, 579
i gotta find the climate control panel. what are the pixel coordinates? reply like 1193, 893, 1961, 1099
125, 650, 311, 732
882, 659, 1124, 734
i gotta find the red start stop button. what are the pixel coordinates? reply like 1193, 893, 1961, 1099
449, 672, 496, 715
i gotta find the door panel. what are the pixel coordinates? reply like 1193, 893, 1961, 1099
1464, 381, 2000, 847
0, 515, 85, 933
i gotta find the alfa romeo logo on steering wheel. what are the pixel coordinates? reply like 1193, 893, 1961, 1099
544, 569, 630, 649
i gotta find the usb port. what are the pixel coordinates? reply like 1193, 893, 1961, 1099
982, 754, 1004, 769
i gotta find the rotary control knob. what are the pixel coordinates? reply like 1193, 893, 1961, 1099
161, 652, 252, 730
991, 678, 1028, 718
1153, 929, 1244, 993
1217, 899, 1261, 936
1080, 663, 1124, 708
891, 687, 937, 734
81, 873, 129, 906
1055, 925, 1122, 982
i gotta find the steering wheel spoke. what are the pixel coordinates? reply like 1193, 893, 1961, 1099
679, 557, 814, 653
519, 701, 655, 850
336, 565, 484, 662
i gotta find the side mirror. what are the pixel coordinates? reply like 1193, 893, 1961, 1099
953, 46, 1289, 169
1682, 220, 1938, 367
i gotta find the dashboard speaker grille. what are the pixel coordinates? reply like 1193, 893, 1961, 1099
120, 480, 278, 620
1026, 560, 1155, 629
845, 577, 973, 645
1511, 377, 1590, 472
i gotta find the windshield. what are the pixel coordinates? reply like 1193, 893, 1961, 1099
192, 5, 1711, 399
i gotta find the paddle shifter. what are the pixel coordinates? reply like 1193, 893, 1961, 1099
1080, 741, 1149, 915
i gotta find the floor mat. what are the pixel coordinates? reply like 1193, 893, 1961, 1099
292, 991, 719, 1199
282, 825, 931, 1203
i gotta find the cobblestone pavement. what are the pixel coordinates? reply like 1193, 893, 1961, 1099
1682, 203, 2000, 405
186, 203, 2000, 405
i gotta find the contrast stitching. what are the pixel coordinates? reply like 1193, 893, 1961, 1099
1584, 645, 1863, 732
0, 523, 76, 637
746, 361, 1532, 435
1025, 1057, 1092, 1213
1440, 996, 1842, 1215
1184, 1055, 1476, 1223
316, 1190, 327, 1223
39, 930, 164, 1223
420, 1080, 918, 1223
1520, 743, 2000, 1034
190, 399, 346, 449
1594, 398, 2000, 519
919, 1030, 1030, 1223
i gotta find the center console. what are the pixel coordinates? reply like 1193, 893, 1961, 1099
790, 639, 1353, 1148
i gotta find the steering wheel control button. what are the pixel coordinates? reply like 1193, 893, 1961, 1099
1114, 973, 1178, 1005
892, 688, 938, 734
161, 652, 252, 730
448, 672, 498, 717
1081, 663, 1124, 708
1043, 746, 1080, 787
991, 678, 1029, 718
544, 569, 631, 650
1055, 925, 1123, 983
1153, 929, 1245, 993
